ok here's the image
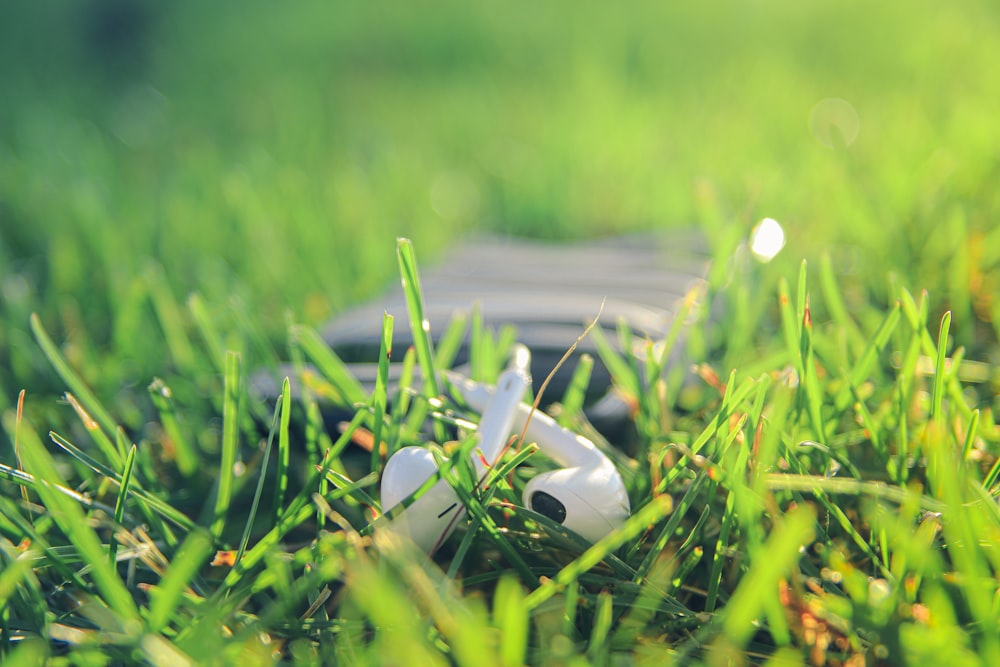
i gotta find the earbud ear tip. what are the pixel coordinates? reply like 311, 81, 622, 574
381, 446, 440, 511
523, 465, 630, 543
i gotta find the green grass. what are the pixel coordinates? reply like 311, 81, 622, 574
2, 0, 1000, 664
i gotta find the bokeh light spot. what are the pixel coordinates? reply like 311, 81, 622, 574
750, 217, 786, 262
809, 97, 860, 149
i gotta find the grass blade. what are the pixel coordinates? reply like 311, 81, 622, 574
0, 493, 90, 589
930, 311, 952, 424
441, 463, 537, 586
764, 473, 944, 512
108, 444, 137, 567
148, 378, 199, 478
524, 496, 673, 611
469, 303, 494, 383
558, 352, 594, 426
632, 471, 709, 579
13, 389, 32, 523
962, 409, 980, 463
719, 504, 816, 647
292, 324, 368, 406
795, 259, 808, 337
434, 310, 469, 371
65, 392, 124, 468
391, 346, 419, 450
146, 262, 197, 372
589, 323, 640, 399
777, 277, 799, 362
660, 374, 757, 489
396, 237, 440, 398
48, 430, 195, 531
983, 449, 1000, 491
187, 293, 227, 373
799, 295, 828, 442
235, 391, 284, 567
847, 300, 901, 391
3, 639, 48, 666
371, 313, 393, 471
273, 377, 292, 521
0, 544, 41, 617
818, 252, 864, 353
14, 416, 140, 622
587, 590, 614, 663
494, 575, 529, 667
29, 313, 120, 462
147, 528, 214, 633
211, 350, 241, 542
705, 486, 737, 613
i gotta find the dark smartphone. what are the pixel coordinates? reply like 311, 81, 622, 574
255, 230, 712, 445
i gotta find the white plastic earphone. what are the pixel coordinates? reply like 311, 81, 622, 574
379, 350, 630, 552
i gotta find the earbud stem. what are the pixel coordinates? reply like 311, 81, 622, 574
445, 370, 607, 469
471, 368, 532, 471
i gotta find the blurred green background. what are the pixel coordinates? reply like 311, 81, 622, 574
2, 0, 999, 406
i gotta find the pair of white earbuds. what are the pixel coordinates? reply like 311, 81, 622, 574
379, 350, 630, 552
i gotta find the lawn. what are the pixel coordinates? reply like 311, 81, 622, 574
1, 0, 1000, 664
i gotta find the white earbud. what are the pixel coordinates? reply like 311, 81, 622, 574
444, 370, 630, 544
379, 351, 631, 551
380, 367, 530, 552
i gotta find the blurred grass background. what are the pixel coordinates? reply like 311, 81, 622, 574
2, 0, 999, 406
3, 3, 1000, 663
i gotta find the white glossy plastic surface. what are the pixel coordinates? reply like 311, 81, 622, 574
379, 368, 529, 552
